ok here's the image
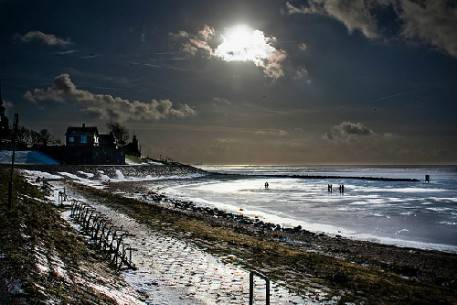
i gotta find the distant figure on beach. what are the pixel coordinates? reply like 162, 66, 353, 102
338, 184, 345, 194
425, 175, 431, 183
328, 184, 333, 193
265, 181, 269, 189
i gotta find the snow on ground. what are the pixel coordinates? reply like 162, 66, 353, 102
125, 156, 164, 166
77, 170, 95, 178
21, 167, 206, 189
0, 150, 58, 165
75, 266, 145, 305
58, 184, 338, 305
21, 169, 62, 181
58, 172, 106, 189
110, 171, 206, 183
7, 279, 24, 295
19, 168, 346, 304
146, 161, 164, 165
33, 241, 144, 305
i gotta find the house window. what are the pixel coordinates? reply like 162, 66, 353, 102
80, 134, 88, 144
68, 136, 75, 143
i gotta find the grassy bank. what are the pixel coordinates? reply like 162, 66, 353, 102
75, 183, 457, 305
0, 168, 142, 304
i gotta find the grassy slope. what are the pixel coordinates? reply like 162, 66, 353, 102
76, 184, 457, 305
0, 169, 139, 304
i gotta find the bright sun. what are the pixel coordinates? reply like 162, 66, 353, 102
214, 25, 275, 63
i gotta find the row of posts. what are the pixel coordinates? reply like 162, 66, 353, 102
70, 200, 137, 270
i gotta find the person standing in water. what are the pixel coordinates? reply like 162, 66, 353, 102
328, 184, 333, 193
265, 182, 269, 189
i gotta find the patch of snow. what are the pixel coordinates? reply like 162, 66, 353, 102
110, 173, 206, 183
96, 170, 111, 183
49, 252, 69, 280
35, 246, 50, 275
0, 150, 58, 165
76, 266, 146, 305
115, 169, 125, 180
7, 279, 24, 295
21, 170, 63, 181
147, 161, 164, 165
58, 172, 106, 189
77, 171, 95, 178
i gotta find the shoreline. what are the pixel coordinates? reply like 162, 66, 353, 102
74, 180, 457, 304
13, 163, 455, 253
14, 163, 457, 304
210, 172, 421, 182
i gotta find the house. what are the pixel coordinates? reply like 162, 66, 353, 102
65, 124, 99, 147
60, 123, 125, 165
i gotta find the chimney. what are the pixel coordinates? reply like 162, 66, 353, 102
82, 123, 85, 128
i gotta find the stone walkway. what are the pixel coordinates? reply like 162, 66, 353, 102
37, 175, 338, 305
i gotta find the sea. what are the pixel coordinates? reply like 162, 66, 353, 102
148, 165, 457, 252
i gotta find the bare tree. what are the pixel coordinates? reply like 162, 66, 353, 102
39, 129, 51, 146
16, 126, 30, 144
106, 122, 129, 145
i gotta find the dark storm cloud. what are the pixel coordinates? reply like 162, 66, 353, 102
24, 74, 196, 122
324, 121, 374, 142
398, 0, 457, 57
286, 0, 457, 57
286, 0, 380, 38
16, 31, 72, 47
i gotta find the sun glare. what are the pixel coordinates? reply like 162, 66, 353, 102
214, 24, 275, 63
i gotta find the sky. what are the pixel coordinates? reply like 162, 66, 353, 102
0, 0, 456, 164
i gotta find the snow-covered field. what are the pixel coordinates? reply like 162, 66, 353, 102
0, 150, 58, 165
21, 167, 206, 190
